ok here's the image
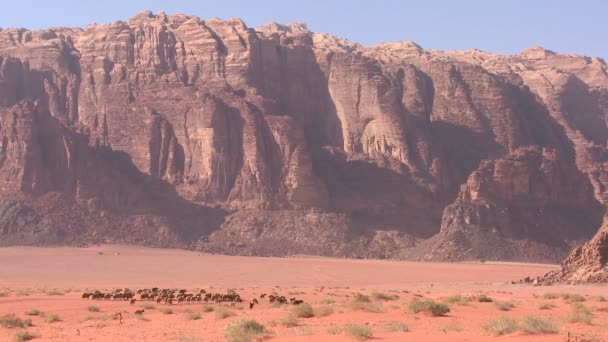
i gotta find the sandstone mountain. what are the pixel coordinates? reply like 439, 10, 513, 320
0, 11, 607, 262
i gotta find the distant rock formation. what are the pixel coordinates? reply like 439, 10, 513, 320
0, 11, 607, 263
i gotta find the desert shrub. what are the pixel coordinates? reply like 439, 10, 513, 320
87, 306, 100, 312
44, 314, 60, 323
320, 299, 335, 305
201, 305, 214, 312
24, 310, 42, 316
315, 305, 334, 317
566, 303, 593, 324
0, 291, 10, 297
288, 291, 306, 295
142, 304, 156, 310
443, 294, 469, 305
294, 327, 313, 336
278, 315, 298, 327
481, 316, 518, 336
215, 308, 236, 320
349, 294, 383, 313
14, 330, 40, 341
440, 323, 463, 332
542, 293, 560, 299
562, 293, 586, 303
185, 312, 201, 320
291, 303, 314, 318
519, 316, 558, 334
494, 301, 515, 311
345, 324, 373, 340
596, 296, 607, 302
134, 314, 149, 322
327, 326, 343, 335
161, 308, 173, 315
383, 321, 409, 332
224, 318, 269, 342
476, 294, 493, 302
408, 298, 450, 316
177, 336, 200, 342
371, 292, 399, 301
45, 290, 64, 296
537, 302, 555, 310
352, 293, 370, 302
0, 314, 32, 328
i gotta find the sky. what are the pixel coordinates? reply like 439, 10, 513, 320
1, 0, 606, 59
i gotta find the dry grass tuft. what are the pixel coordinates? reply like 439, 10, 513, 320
345, 324, 373, 340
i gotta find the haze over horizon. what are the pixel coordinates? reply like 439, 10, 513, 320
1, 0, 606, 59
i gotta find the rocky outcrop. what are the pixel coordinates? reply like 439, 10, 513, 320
541, 212, 608, 284
414, 147, 603, 262
0, 11, 607, 262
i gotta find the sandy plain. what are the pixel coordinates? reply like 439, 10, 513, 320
0, 245, 606, 341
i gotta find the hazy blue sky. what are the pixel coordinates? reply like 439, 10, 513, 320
1, 1, 606, 58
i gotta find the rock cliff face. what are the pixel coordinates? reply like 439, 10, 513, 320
540, 212, 608, 284
0, 11, 607, 262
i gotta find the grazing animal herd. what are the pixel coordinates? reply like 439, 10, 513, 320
81, 288, 305, 313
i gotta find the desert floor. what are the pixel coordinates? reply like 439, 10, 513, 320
0, 246, 606, 341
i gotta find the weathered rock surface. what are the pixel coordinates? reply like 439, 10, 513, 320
0, 11, 607, 262
541, 212, 608, 284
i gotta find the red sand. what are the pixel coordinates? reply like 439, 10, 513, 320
0, 246, 606, 341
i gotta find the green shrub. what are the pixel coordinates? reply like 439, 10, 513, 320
291, 303, 314, 318
14, 330, 40, 341
224, 318, 269, 342
0, 314, 32, 328
481, 316, 518, 336
87, 306, 100, 312
345, 324, 373, 340
494, 301, 515, 311
566, 303, 593, 324
519, 316, 558, 334
383, 321, 409, 332
408, 298, 450, 316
